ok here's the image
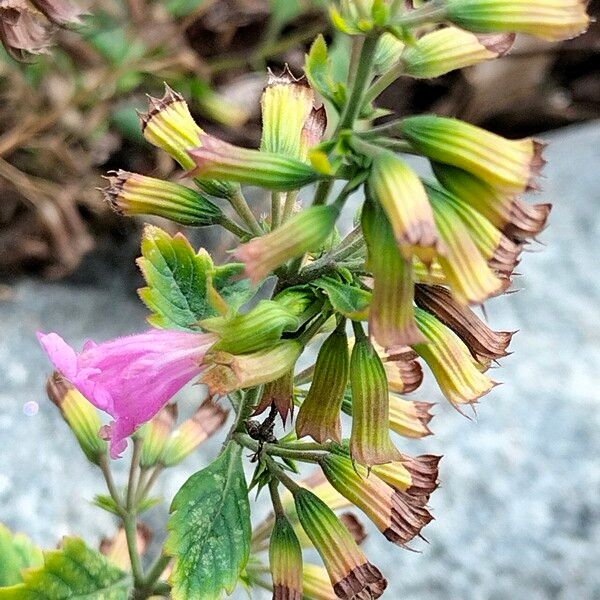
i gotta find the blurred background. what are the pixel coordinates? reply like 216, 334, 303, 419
1, 1, 600, 598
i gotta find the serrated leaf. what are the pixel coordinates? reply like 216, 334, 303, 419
313, 276, 371, 320
137, 226, 254, 330
166, 442, 251, 600
0, 537, 131, 599
0, 524, 43, 586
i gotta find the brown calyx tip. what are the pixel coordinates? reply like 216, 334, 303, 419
505, 201, 552, 240
477, 32, 516, 56
273, 584, 302, 600
333, 562, 387, 600
267, 63, 309, 88
340, 512, 368, 545
385, 488, 434, 547
139, 84, 184, 131
402, 454, 441, 500
527, 140, 548, 191
101, 169, 131, 211
46, 371, 71, 407
414, 401, 435, 428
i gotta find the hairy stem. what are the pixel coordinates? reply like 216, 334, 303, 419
229, 189, 263, 236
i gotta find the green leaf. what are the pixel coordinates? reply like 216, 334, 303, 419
0, 524, 43, 587
305, 35, 339, 108
137, 225, 254, 330
0, 538, 131, 599
313, 276, 371, 320
166, 443, 251, 600
165, 0, 206, 17
93, 494, 161, 516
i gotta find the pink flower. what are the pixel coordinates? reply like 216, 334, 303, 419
38, 329, 217, 458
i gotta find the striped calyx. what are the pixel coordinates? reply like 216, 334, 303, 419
103, 170, 223, 227
270, 513, 303, 600
413, 307, 497, 408
400, 115, 546, 193
46, 372, 107, 464
201, 341, 303, 396
320, 452, 434, 548
296, 325, 350, 443
235, 205, 340, 285
161, 398, 229, 467
189, 134, 322, 191
362, 198, 424, 349
293, 488, 387, 600
349, 328, 401, 466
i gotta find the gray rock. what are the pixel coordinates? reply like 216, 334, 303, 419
1, 121, 599, 599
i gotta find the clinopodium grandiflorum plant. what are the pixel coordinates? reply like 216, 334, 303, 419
3, 1, 589, 598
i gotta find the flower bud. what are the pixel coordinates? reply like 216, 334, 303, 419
415, 284, 514, 363
293, 488, 387, 600
400, 115, 546, 193
401, 27, 514, 79
302, 563, 337, 600
201, 300, 301, 355
429, 190, 505, 304
103, 170, 224, 227
320, 453, 433, 547
261, 65, 316, 161
368, 151, 443, 264
254, 369, 296, 423
46, 372, 107, 464
432, 162, 551, 241
235, 205, 340, 285
372, 454, 441, 502
189, 134, 322, 191
270, 514, 304, 600
201, 341, 303, 396
161, 398, 228, 467
139, 87, 237, 199
414, 307, 496, 407
362, 197, 425, 349
426, 180, 522, 281
139, 404, 177, 468
388, 395, 434, 438
296, 326, 350, 443
444, 0, 590, 42
349, 330, 401, 466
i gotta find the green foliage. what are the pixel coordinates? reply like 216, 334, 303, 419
166, 442, 251, 599
0, 524, 43, 587
313, 276, 371, 320
305, 35, 347, 110
137, 226, 254, 330
0, 538, 131, 598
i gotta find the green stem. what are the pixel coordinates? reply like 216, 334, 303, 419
271, 192, 283, 229
98, 456, 124, 515
123, 512, 144, 586
234, 433, 323, 464
268, 478, 285, 518
126, 438, 142, 511
264, 455, 304, 493
217, 214, 251, 238
364, 62, 405, 105
281, 190, 299, 222
336, 34, 380, 133
229, 189, 263, 236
